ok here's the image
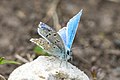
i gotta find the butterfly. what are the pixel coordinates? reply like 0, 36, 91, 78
30, 10, 83, 61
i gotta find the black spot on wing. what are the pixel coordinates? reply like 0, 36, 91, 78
46, 35, 48, 37
48, 33, 51, 35
53, 33, 57, 36
56, 39, 60, 42
54, 39, 60, 44
46, 33, 52, 37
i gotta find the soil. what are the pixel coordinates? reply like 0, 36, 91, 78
0, 0, 120, 80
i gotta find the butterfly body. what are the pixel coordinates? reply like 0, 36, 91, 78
30, 10, 83, 61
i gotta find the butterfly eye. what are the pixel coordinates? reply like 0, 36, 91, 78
67, 50, 70, 55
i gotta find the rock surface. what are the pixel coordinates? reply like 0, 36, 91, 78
8, 56, 89, 80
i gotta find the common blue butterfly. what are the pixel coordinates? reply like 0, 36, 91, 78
30, 10, 83, 61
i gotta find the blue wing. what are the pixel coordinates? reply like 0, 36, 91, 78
66, 9, 83, 49
57, 27, 67, 45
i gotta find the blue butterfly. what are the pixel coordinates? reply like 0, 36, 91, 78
30, 10, 83, 61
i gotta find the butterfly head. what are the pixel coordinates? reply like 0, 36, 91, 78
65, 47, 72, 60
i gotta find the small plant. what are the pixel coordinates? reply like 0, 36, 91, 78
91, 66, 97, 80
0, 57, 20, 65
33, 46, 50, 56
0, 57, 20, 80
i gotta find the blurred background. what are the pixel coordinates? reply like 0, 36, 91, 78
0, 0, 120, 80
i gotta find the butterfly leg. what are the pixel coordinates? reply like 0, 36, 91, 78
63, 54, 69, 68
59, 59, 68, 68
65, 60, 68, 68
59, 54, 67, 67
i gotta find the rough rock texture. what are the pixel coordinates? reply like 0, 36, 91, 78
8, 56, 89, 80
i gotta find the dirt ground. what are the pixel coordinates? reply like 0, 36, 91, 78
0, 0, 120, 80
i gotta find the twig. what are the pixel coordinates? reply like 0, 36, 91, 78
42, 0, 60, 26
34, 0, 41, 15
15, 54, 29, 63
52, 11, 61, 30
26, 54, 35, 62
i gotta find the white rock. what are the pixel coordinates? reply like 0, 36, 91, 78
8, 56, 89, 80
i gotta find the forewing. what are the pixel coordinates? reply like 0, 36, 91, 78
30, 38, 62, 57
38, 22, 65, 51
66, 10, 83, 49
